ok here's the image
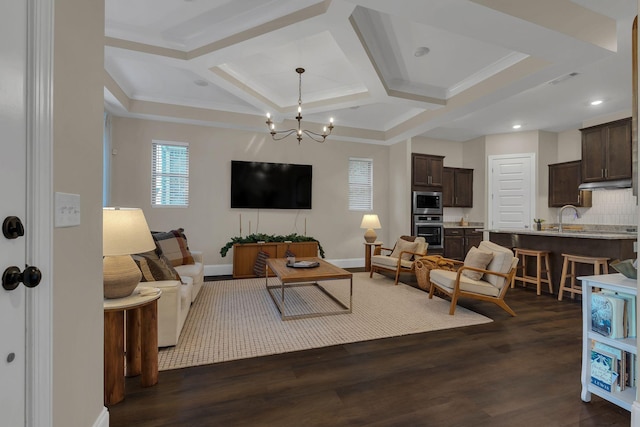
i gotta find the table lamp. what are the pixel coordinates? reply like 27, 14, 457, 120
103, 207, 156, 299
360, 214, 381, 243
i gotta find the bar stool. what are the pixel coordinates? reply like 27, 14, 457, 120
511, 248, 553, 295
557, 254, 609, 301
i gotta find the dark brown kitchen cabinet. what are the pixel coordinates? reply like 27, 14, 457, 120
443, 167, 473, 207
412, 153, 444, 189
444, 228, 483, 261
581, 118, 632, 183
548, 160, 592, 207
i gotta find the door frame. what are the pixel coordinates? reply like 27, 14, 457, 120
25, 0, 53, 424
487, 153, 536, 230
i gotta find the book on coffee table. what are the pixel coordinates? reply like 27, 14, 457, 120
288, 260, 320, 268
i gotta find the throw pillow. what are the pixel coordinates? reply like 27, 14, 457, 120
253, 251, 270, 277
461, 247, 494, 280
390, 238, 419, 261
132, 250, 181, 282
479, 241, 514, 288
152, 228, 195, 267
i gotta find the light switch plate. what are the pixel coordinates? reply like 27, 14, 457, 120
55, 192, 81, 227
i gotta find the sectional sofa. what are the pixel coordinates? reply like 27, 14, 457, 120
133, 229, 204, 347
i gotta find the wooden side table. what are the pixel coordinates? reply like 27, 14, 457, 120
103, 287, 161, 406
364, 241, 383, 272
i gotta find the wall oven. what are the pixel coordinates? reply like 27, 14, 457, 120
413, 214, 444, 249
412, 191, 443, 215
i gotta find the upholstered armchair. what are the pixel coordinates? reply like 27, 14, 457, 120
370, 236, 428, 285
428, 241, 519, 316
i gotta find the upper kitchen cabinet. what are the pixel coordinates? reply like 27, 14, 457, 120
443, 167, 473, 207
581, 118, 632, 183
412, 153, 444, 190
548, 160, 592, 207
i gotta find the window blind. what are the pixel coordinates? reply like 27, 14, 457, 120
348, 157, 373, 211
151, 141, 189, 207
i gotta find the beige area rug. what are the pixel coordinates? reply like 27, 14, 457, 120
158, 272, 492, 371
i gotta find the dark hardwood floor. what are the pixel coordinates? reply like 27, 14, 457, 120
109, 276, 631, 427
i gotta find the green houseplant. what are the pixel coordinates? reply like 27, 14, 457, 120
220, 233, 325, 258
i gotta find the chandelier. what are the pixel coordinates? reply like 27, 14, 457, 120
265, 68, 334, 143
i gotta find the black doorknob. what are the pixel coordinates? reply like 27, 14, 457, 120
2, 265, 42, 290
2, 216, 25, 239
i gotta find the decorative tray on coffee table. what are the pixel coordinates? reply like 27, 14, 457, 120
287, 261, 320, 268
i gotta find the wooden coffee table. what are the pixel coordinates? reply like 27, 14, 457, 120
265, 257, 353, 320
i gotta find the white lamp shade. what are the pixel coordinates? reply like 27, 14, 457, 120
360, 214, 381, 230
103, 207, 156, 256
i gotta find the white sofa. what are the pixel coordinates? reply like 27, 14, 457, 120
137, 250, 204, 347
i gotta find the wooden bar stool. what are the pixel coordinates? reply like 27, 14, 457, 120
511, 248, 553, 295
557, 254, 609, 301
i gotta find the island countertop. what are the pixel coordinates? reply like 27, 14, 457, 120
482, 228, 637, 240
486, 229, 636, 294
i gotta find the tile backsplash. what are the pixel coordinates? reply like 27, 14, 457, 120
574, 188, 638, 226
444, 188, 638, 227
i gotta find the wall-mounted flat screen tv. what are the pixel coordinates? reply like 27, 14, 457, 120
231, 160, 312, 209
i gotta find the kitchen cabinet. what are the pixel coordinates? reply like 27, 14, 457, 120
548, 160, 592, 207
412, 153, 444, 189
581, 118, 632, 183
444, 228, 483, 260
443, 167, 473, 207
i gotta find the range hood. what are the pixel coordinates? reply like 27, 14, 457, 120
578, 179, 632, 190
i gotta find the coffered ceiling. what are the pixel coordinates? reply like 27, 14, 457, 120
104, 0, 637, 144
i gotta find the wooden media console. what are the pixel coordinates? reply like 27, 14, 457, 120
232, 241, 319, 278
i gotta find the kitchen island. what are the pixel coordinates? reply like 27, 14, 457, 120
486, 229, 636, 296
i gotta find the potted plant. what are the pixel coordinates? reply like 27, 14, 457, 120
533, 219, 545, 231
220, 233, 325, 258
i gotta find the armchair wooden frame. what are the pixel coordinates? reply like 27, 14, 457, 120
369, 244, 428, 286
428, 258, 518, 316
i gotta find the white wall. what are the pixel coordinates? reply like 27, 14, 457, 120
52, 0, 105, 425
557, 129, 581, 162
110, 118, 391, 269
388, 139, 412, 238
412, 136, 464, 166
462, 136, 487, 222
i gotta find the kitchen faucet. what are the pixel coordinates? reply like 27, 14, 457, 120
557, 205, 581, 233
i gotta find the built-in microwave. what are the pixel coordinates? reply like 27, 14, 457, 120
412, 191, 443, 215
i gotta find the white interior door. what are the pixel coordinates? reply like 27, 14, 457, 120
0, 2, 28, 425
488, 153, 535, 230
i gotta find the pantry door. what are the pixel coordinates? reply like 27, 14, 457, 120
488, 153, 535, 230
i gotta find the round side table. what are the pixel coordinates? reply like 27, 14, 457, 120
103, 287, 161, 406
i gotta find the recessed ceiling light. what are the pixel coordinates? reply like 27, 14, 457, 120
414, 46, 430, 57
512, 124, 522, 130
194, 79, 209, 87
590, 99, 603, 106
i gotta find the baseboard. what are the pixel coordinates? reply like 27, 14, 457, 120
93, 407, 109, 427
204, 258, 365, 277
